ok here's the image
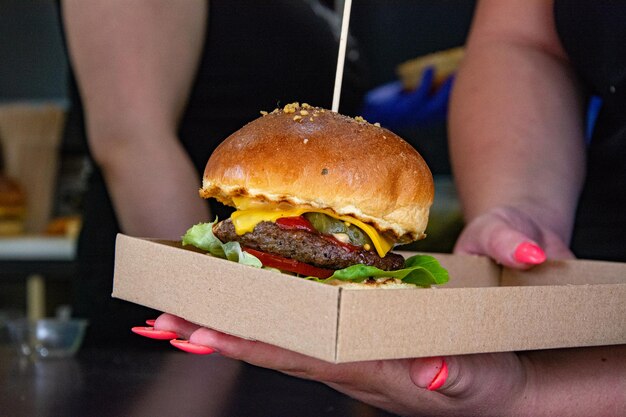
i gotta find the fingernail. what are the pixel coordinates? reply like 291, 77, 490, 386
514, 242, 546, 265
427, 358, 448, 391
145, 319, 156, 326
131, 326, 178, 340
170, 339, 216, 355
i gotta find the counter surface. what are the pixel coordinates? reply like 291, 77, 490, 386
0, 345, 395, 417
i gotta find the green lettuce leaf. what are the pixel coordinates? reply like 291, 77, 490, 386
310, 254, 449, 287
182, 220, 262, 268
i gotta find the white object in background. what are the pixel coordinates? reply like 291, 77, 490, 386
0, 236, 76, 261
331, 0, 352, 112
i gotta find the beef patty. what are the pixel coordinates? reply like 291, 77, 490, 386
213, 219, 405, 271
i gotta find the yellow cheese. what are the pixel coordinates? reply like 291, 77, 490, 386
229, 200, 394, 257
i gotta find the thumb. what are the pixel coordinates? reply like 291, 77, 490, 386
409, 356, 449, 391
409, 353, 525, 399
454, 216, 546, 270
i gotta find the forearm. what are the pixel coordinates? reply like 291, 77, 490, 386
518, 345, 626, 417
93, 129, 209, 239
449, 0, 586, 243
62, 0, 209, 238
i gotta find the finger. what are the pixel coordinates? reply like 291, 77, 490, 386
409, 356, 448, 391
156, 317, 364, 382
513, 242, 547, 265
187, 327, 340, 378
486, 225, 546, 269
183, 328, 451, 416
454, 218, 546, 269
154, 313, 202, 339
410, 353, 526, 400
131, 326, 179, 340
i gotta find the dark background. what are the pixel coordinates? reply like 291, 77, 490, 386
0, 0, 475, 318
0, 0, 475, 174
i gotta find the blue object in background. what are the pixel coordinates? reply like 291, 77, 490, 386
360, 66, 454, 130
585, 95, 602, 144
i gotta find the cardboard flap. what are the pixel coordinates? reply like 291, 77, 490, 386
336, 282, 626, 362
502, 258, 626, 286
335, 255, 626, 362
113, 235, 341, 361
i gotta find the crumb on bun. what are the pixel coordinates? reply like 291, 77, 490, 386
200, 103, 434, 243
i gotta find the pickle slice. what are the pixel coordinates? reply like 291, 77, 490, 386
303, 212, 373, 247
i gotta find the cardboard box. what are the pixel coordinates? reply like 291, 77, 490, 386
113, 234, 626, 363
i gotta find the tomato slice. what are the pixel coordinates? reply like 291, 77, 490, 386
243, 247, 334, 279
275, 216, 317, 233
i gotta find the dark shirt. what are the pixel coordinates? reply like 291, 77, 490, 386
64, 0, 366, 346
555, 1, 626, 262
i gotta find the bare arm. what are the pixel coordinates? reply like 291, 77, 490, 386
449, 0, 586, 248
519, 346, 626, 417
449, 2, 626, 415
62, 0, 209, 239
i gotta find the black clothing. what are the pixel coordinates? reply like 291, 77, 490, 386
554, 1, 626, 261
64, 0, 366, 346
179, 0, 366, 201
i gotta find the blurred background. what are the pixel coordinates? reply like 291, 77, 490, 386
0, 0, 475, 334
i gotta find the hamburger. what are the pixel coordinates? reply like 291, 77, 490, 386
182, 103, 448, 287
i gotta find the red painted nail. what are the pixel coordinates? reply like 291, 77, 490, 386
145, 319, 156, 326
131, 326, 178, 340
514, 242, 546, 265
427, 358, 448, 391
170, 339, 215, 355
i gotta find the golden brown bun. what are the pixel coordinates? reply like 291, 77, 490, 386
201, 104, 434, 243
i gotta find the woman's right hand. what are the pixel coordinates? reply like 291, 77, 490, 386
453, 205, 575, 269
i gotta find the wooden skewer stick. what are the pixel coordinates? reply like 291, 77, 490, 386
331, 0, 353, 113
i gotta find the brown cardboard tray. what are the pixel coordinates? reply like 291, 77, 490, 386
113, 234, 626, 363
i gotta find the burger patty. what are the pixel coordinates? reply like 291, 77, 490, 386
213, 219, 405, 271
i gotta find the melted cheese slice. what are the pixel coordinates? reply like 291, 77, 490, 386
229, 198, 394, 257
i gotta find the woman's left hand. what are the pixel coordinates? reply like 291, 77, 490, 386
145, 313, 529, 417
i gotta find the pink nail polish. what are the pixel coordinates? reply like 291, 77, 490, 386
131, 326, 178, 340
170, 339, 215, 355
514, 242, 546, 265
145, 319, 156, 326
427, 358, 448, 391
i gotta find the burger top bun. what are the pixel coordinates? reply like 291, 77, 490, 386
201, 103, 434, 243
